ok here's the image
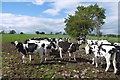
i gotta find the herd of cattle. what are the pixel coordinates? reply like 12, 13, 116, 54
11, 37, 120, 74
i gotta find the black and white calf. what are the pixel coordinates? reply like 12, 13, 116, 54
11, 40, 57, 63
85, 44, 118, 74
11, 41, 45, 63
58, 41, 80, 61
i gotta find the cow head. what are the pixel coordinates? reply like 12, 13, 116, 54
16, 42, 23, 49
90, 45, 99, 55
11, 41, 18, 46
50, 42, 58, 50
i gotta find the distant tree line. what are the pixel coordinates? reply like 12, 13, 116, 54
35, 31, 45, 34
0, 30, 17, 34
89, 34, 120, 37
0, 30, 67, 35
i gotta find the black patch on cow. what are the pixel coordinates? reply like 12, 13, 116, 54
75, 43, 80, 50
115, 46, 120, 62
26, 43, 38, 52
91, 41, 94, 45
101, 48, 106, 52
68, 43, 80, 53
89, 47, 93, 54
46, 45, 51, 49
16, 42, 27, 55
51, 38, 57, 43
41, 43, 45, 48
82, 48, 85, 50
50, 42, 56, 48
108, 48, 115, 54
58, 42, 71, 52
69, 44, 76, 53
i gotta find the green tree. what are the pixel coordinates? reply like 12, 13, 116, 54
35, 31, 40, 34
64, 4, 106, 37
20, 32, 24, 34
9, 30, 16, 34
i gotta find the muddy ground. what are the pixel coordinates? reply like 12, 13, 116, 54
1, 42, 120, 79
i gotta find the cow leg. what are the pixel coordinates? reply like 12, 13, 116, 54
44, 49, 48, 61
44, 49, 51, 61
112, 53, 117, 74
40, 52, 45, 63
22, 55, 26, 63
59, 48, 63, 59
73, 52, 76, 61
68, 52, 71, 61
92, 58, 95, 65
105, 54, 111, 72
38, 47, 45, 63
29, 55, 32, 61
94, 56, 98, 67
91, 54, 95, 64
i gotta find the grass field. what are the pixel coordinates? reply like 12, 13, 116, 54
1, 34, 120, 43
87, 35, 120, 43
1, 34, 69, 42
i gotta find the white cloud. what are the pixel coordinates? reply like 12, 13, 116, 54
43, 9, 60, 16
43, 0, 80, 16
1, 1, 119, 35
0, 13, 65, 34
32, 0, 45, 5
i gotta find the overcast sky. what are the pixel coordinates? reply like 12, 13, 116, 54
0, 0, 119, 34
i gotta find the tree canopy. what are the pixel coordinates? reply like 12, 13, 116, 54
9, 30, 16, 34
64, 4, 106, 37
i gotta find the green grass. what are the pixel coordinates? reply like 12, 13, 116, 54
1, 34, 120, 43
87, 35, 120, 43
2, 34, 69, 42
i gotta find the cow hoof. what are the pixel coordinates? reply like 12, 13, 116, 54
105, 70, 108, 72
40, 61, 44, 64
114, 70, 117, 74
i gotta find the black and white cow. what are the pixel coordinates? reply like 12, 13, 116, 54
11, 40, 57, 63
57, 41, 80, 61
76, 37, 86, 44
11, 41, 45, 63
85, 44, 118, 74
